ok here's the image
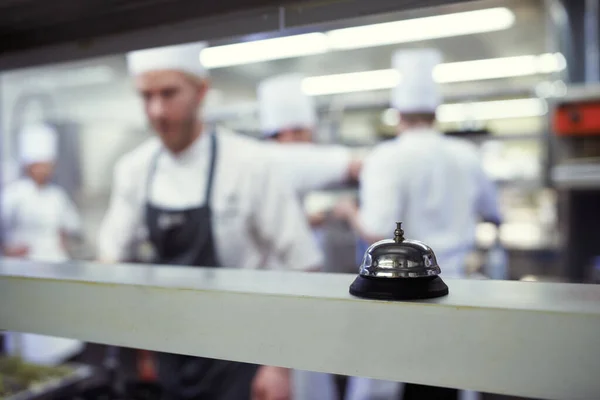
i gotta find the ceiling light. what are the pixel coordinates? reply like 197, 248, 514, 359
381, 108, 400, 126
302, 53, 566, 95
326, 7, 515, 50
27, 66, 115, 88
436, 98, 547, 122
302, 70, 400, 96
200, 7, 516, 68
434, 53, 566, 83
200, 33, 329, 68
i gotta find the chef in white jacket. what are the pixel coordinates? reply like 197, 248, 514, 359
335, 49, 501, 400
97, 41, 322, 400
2, 123, 84, 364
258, 74, 362, 400
258, 73, 362, 223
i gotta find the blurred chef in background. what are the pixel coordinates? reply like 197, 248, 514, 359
97, 41, 322, 400
2, 123, 84, 365
258, 73, 362, 228
258, 73, 362, 400
335, 48, 501, 400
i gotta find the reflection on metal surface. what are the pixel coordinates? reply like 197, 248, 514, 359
358, 222, 442, 278
520, 275, 539, 281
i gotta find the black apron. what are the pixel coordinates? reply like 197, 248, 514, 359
145, 133, 257, 400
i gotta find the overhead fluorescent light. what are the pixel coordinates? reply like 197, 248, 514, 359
302, 53, 566, 95
302, 70, 400, 96
437, 98, 547, 122
200, 7, 516, 68
381, 99, 546, 124
434, 53, 566, 83
200, 33, 329, 68
326, 7, 515, 50
28, 66, 115, 89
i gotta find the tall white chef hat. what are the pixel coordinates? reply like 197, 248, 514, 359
126, 42, 208, 78
258, 73, 317, 136
19, 123, 58, 166
391, 48, 442, 114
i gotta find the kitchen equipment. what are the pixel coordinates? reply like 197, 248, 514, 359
0, 357, 94, 400
349, 222, 449, 300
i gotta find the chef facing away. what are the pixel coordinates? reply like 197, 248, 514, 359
335, 48, 502, 400
96, 41, 322, 400
2, 123, 84, 365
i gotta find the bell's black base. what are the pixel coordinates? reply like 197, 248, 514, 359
349, 275, 449, 300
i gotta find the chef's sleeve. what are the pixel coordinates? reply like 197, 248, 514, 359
358, 149, 401, 238
60, 191, 82, 235
252, 165, 324, 271
276, 144, 352, 195
97, 160, 141, 262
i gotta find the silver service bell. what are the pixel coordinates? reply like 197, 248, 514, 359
349, 222, 449, 300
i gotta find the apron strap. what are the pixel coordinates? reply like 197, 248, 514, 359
145, 150, 162, 200
205, 132, 217, 205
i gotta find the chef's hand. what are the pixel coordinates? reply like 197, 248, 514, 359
333, 197, 359, 221
308, 211, 327, 228
252, 366, 291, 400
347, 158, 363, 182
3, 245, 29, 258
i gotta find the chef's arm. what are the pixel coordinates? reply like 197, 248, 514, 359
307, 211, 327, 228
347, 156, 363, 182
1, 186, 28, 257
339, 202, 386, 245
97, 161, 139, 263
277, 144, 360, 195
335, 153, 399, 245
252, 365, 290, 400
250, 167, 322, 399
253, 165, 324, 272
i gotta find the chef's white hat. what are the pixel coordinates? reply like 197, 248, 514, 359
19, 123, 58, 166
258, 73, 317, 136
391, 48, 442, 114
126, 42, 208, 78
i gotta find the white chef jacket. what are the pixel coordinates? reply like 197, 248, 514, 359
97, 128, 322, 270
358, 128, 500, 278
2, 178, 81, 262
2, 178, 83, 365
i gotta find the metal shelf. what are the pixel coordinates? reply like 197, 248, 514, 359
551, 83, 600, 103
551, 162, 600, 189
207, 86, 541, 125
1, 259, 599, 400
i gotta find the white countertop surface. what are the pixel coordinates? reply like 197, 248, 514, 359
1, 259, 599, 399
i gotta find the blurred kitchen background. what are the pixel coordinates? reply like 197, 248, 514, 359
2, 0, 596, 282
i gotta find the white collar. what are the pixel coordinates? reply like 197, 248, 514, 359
22, 178, 51, 192
164, 129, 211, 164
396, 127, 441, 140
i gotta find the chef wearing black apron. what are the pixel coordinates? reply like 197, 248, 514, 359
144, 132, 258, 400
98, 41, 324, 400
